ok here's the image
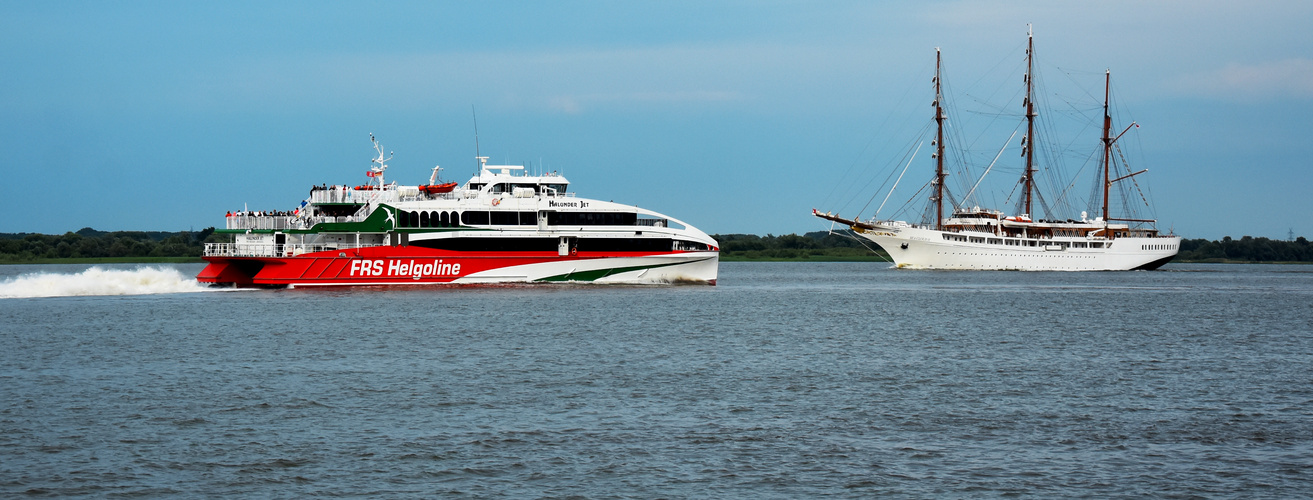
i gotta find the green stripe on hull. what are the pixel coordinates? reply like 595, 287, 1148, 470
534, 258, 711, 282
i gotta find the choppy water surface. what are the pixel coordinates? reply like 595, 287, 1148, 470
1, 262, 1311, 497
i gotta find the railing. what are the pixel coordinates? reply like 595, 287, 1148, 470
225, 215, 300, 230
224, 214, 369, 230
307, 188, 577, 205
308, 189, 458, 204
205, 242, 383, 258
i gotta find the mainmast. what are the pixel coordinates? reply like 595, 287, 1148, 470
1022, 26, 1037, 218
934, 48, 946, 229
1101, 70, 1112, 225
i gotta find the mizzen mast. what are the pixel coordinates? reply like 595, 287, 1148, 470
933, 48, 947, 230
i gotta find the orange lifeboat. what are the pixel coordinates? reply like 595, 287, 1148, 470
419, 182, 458, 194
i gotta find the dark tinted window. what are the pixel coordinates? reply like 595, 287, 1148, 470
461, 211, 489, 225
412, 238, 558, 252
547, 212, 639, 226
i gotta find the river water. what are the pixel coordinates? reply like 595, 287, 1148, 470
1, 262, 1310, 497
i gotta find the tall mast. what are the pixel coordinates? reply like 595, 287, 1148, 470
1023, 26, 1036, 217
934, 48, 946, 229
1101, 70, 1112, 225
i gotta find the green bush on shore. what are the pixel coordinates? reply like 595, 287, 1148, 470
0, 227, 219, 263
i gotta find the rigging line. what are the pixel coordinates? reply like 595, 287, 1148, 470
1052, 149, 1098, 212
1058, 66, 1102, 104
962, 130, 1018, 207
942, 108, 976, 198
964, 38, 1029, 95
1034, 187, 1053, 219
814, 226, 891, 262
1002, 170, 1022, 207
944, 101, 996, 202
891, 178, 934, 222
820, 61, 933, 208
873, 141, 924, 218
834, 118, 933, 213
1037, 130, 1074, 216
1115, 142, 1152, 209
845, 122, 934, 218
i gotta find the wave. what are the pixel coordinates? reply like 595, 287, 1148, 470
0, 266, 213, 299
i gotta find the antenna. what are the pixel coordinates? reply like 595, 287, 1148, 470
472, 105, 481, 175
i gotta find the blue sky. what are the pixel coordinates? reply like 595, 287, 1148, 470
3, 1, 1311, 239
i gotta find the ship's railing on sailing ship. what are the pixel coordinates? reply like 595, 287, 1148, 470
205, 242, 384, 258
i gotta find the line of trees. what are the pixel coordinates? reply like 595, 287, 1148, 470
0, 227, 218, 262
712, 231, 889, 260
0, 228, 1308, 263
1178, 236, 1312, 262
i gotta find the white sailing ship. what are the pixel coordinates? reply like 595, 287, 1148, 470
815, 29, 1179, 271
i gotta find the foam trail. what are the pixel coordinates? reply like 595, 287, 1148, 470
0, 266, 212, 299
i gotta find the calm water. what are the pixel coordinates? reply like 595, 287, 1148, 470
1, 262, 1311, 497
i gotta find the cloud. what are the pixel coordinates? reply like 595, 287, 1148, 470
1168, 58, 1313, 101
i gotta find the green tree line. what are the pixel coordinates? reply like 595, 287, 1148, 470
712, 231, 890, 261
1178, 236, 1312, 263
1, 228, 1308, 263
0, 227, 218, 263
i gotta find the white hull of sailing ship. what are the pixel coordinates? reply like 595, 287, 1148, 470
853, 223, 1178, 271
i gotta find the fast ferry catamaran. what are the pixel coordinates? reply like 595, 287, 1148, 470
814, 29, 1179, 271
198, 136, 719, 287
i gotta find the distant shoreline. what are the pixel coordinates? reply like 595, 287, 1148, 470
2, 229, 1308, 265
0, 257, 204, 265
2, 257, 1308, 266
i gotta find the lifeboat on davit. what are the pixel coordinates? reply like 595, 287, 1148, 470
418, 182, 457, 194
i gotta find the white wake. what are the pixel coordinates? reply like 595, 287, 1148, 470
0, 266, 212, 299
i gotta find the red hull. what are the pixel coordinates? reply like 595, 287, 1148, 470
197, 246, 687, 287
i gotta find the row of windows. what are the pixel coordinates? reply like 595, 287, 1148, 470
397, 211, 464, 228
941, 233, 1109, 249
468, 183, 568, 195
1142, 244, 1177, 251
395, 210, 646, 228
548, 212, 638, 226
